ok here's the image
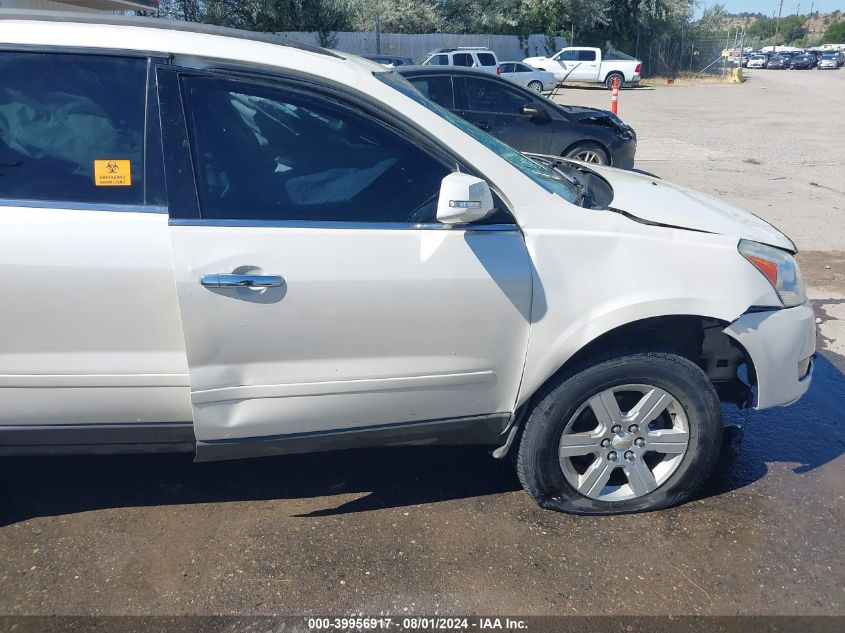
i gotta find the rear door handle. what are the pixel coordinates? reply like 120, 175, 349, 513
201, 274, 284, 288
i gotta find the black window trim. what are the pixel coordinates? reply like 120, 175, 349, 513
161, 65, 518, 228
0, 46, 171, 214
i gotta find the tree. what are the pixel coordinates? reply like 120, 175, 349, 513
820, 20, 845, 44
351, 0, 439, 33
695, 3, 727, 34
748, 15, 807, 45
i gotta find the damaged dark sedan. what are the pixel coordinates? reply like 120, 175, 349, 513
398, 66, 637, 168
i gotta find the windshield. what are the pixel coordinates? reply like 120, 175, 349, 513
377, 72, 578, 204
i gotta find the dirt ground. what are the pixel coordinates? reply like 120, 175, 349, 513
1, 69, 843, 619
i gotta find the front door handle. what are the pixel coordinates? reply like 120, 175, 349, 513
201, 274, 284, 288
474, 120, 491, 130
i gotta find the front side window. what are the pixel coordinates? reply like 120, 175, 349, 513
0, 52, 147, 205
477, 53, 497, 67
408, 76, 455, 109
557, 51, 576, 61
181, 76, 452, 223
464, 77, 531, 114
427, 54, 449, 66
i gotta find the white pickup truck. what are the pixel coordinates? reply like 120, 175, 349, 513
523, 47, 642, 89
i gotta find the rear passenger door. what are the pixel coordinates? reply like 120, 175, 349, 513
475, 52, 499, 74
0, 51, 190, 429
456, 76, 552, 154
570, 50, 600, 81
452, 52, 474, 67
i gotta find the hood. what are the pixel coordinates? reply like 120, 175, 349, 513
586, 165, 796, 251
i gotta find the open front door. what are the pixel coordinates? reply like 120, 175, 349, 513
157, 66, 532, 458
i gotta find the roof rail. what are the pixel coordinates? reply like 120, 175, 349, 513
0, 9, 341, 58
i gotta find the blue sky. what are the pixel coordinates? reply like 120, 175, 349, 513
714, 1, 843, 15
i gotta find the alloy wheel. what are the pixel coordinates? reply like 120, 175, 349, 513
558, 384, 690, 501
572, 149, 605, 163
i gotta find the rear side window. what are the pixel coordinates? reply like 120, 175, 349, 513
477, 53, 497, 67
499, 63, 514, 73
181, 76, 452, 223
452, 53, 473, 67
409, 77, 455, 109
577, 50, 597, 61
0, 52, 147, 205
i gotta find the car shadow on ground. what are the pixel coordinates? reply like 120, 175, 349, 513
1, 354, 842, 526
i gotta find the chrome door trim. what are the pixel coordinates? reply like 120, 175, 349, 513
169, 218, 518, 231
0, 198, 167, 214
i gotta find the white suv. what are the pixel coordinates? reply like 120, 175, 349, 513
421, 47, 500, 74
0, 11, 815, 514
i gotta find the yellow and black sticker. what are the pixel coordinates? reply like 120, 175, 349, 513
94, 160, 132, 187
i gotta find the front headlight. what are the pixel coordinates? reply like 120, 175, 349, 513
739, 239, 806, 307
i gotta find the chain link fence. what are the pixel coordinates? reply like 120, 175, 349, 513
640, 35, 766, 78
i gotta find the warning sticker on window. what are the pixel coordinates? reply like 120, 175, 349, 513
94, 160, 132, 186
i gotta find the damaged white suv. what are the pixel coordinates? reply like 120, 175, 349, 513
0, 12, 815, 514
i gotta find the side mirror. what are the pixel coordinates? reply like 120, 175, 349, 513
436, 173, 495, 225
520, 104, 546, 118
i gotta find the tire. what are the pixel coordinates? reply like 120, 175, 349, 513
527, 80, 543, 93
516, 348, 723, 515
604, 72, 624, 90
564, 142, 609, 165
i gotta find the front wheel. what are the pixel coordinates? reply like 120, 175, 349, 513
527, 80, 543, 93
564, 142, 609, 165
516, 349, 723, 514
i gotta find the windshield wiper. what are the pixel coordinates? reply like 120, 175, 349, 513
528, 154, 591, 207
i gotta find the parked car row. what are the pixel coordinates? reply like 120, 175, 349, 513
744, 48, 844, 70
0, 11, 815, 516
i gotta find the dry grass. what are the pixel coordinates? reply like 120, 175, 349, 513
639, 72, 738, 87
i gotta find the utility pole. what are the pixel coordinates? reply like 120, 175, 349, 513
773, 0, 785, 53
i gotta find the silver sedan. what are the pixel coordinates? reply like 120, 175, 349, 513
499, 62, 558, 92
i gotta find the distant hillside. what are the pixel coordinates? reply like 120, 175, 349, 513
720, 10, 844, 36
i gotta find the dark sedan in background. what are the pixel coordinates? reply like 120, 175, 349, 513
790, 53, 815, 69
397, 66, 637, 168
364, 54, 415, 67
767, 54, 790, 69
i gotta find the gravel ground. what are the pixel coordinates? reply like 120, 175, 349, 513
1, 68, 843, 619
